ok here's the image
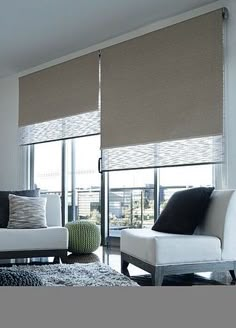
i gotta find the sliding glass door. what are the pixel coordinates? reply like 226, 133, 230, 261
31, 139, 215, 246
66, 135, 101, 226
108, 169, 155, 238
159, 165, 213, 213
32, 135, 101, 227
34, 140, 62, 195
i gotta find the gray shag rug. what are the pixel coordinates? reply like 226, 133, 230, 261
0, 269, 43, 286
0, 263, 139, 287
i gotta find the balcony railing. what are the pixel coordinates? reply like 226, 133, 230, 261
41, 185, 190, 236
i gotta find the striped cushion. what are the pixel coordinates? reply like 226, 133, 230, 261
7, 194, 47, 229
0, 189, 40, 228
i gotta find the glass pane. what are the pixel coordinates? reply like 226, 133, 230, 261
159, 164, 213, 213
75, 135, 101, 189
67, 135, 101, 225
65, 139, 72, 223
34, 141, 62, 194
109, 169, 154, 237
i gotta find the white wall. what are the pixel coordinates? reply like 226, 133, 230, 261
0, 76, 20, 189
223, 0, 236, 188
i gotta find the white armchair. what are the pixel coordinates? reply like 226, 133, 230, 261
0, 194, 68, 261
120, 190, 236, 285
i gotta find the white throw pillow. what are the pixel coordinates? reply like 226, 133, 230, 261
7, 194, 47, 229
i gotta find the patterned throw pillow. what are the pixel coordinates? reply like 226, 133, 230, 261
7, 194, 47, 229
0, 189, 40, 228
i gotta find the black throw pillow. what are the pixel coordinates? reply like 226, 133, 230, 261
0, 189, 40, 228
152, 187, 215, 235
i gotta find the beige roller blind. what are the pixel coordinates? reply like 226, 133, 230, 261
101, 9, 223, 151
19, 51, 99, 127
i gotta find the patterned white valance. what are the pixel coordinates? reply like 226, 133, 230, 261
19, 111, 100, 145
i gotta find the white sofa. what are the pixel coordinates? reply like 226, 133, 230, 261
120, 190, 236, 285
0, 194, 68, 261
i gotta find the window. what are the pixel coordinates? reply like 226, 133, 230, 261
159, 165, 213, 213
108, 169, 155, 237
32, 135, 101, 226
66, 135, 101, 224
30, 140, 215, 244
34, 140, 62, 193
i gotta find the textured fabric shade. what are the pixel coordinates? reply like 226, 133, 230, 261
19, 51, 99, 127
101, 9, 224, 171
101, 135, 223, 172
18, 111, 100, 145
18, 51, 100, 144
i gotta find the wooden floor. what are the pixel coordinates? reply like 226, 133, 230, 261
0, 246, 235, 286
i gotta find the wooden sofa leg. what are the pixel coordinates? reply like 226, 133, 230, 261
152, 267, 164, 286
121, 257, 130, 277
229, 270, 236, 281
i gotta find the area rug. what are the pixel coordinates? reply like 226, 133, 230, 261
0, 263, 139, 287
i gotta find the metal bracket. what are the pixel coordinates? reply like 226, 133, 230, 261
98, 157, 102, 174
222, 7, 229, 20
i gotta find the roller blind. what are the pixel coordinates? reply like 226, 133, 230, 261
101, 9, 224, 171
19, 51, 100, 145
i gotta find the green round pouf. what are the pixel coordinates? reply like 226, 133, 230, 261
66, 220, 101, 254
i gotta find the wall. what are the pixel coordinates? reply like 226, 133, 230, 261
224, 0, 236, 188
0, 76, 20, 189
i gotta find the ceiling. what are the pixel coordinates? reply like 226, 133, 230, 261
0, 0, 216, 78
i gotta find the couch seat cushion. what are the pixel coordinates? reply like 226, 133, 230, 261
120, 229, 221, 265
0, 227, 68, 251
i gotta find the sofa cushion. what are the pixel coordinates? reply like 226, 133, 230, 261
7, 194, 47, 229
0, 189, 40, 228
152, 187, 214, 235
0, 227, 68, 251
121, 228, 221, 265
